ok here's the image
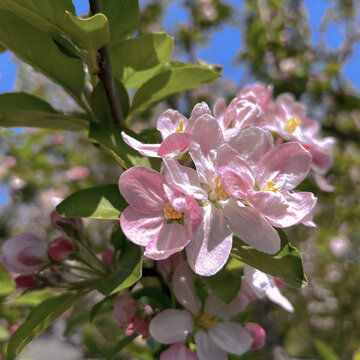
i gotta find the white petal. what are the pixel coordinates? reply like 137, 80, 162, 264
149, 309, 193, 344
194, 331, 227, 360
209, 321, 252, 355
121, 132, 161, 157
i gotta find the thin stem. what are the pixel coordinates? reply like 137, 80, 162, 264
65, 264, 101, 275
89, 0, 124, 126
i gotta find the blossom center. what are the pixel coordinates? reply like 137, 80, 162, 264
261, 180, 281, 192
176, 119, 185, 133
285, 116, 302, 133
163, 202, 183, 220
209, 176, 229, 201
196, 312, 218, 330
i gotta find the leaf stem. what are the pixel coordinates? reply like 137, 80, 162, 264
89, 0, 124, 126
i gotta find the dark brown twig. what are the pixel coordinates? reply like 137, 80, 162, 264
89, 0, 124, 126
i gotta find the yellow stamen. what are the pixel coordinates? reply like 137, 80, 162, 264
285, 116, 302, 133
261, 180, 281, 192
176, 119, 185, 133
212, 176, 229, 201
196, 313, 218, 329
163, 202, 183, 220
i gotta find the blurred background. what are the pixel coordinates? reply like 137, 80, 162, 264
1, 0, 360, 359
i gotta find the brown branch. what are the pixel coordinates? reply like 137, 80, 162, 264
89, 0, 124, 126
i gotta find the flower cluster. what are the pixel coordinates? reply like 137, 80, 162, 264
119, 83, 328, 276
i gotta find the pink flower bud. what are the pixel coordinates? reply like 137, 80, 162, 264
1, 233, 48, 274
48, 236, 74, 262
65, 166, 90, 181
113, 294, 137, 327
126, 317, 149, 337
274, 278, 286, 288
101, 247, 114, 264
157, 253, 183, 276
51, 210, 83, 232
160, 343, 199, 360
9, 325, 19, 335
244, 322, 266, 350
14, 274, 38, 289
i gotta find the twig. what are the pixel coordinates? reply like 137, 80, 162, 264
89, 0, 124, 126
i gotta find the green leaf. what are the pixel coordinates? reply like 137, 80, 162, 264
232, 229, 307, 289
0, 93, 88, 131
0, 43, 5, 53
91, 80, 130, 122
101, 0, 139, 46
64, 12, 110, 52
131, 63, 221, 111
97, 241, 142, 295
203, 268, 241, 304
0, 264, 14, 297
111, 33, 174, 88
89, 122, 161, 170
315, 340, 341, 360
133, 286, 171, 310
108, 333, 137, 359
56, 184, 127, 220
7, 292, 83, 360
52, 33, 81, 60
90, 294, 116, 322
0, 11, 85, 99
0, 0, 75, 33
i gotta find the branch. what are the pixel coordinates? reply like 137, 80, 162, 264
89, 0, 124, 126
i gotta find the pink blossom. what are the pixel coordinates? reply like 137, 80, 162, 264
244, 322, 266, 349
14, 274, 38, 289
122, 102, 211, 158
65, 166, 90, 181
150, 262, 253, 360
48, 236, 74, 262
126, 317, 150, 337
101, 247, 114, 264
243, 265, 294, 312
164, 117, 281, 276
51, 210, 83, 232
119, 167, 202, 260
1, 233, 48, 274
160, 343, 199, 360
217, 127, 317, 228
9, 324, 19, 335
236, 83, 273, 111
113, 294, 137, 327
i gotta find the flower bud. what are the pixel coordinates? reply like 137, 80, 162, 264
9, 325, 19, 335
244, 322, 266, 350
160, 343, 199, 360
101, 247, 114, 264
48, 236, 74, 262
51, 211, 83, 232
14, 274, 38, 289
1, 233, 48, 274
113, 294, 137, 327
126, 317, 149, 337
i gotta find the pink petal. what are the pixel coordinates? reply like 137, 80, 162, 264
224, 201, 280, 254
237, 83, 273, 111
256, 142, 312, 190
121, 132, 161, 157
228, 127, 274, 172
216, 144, 255, 199
313, 172, 335, 192
144, 222, 189, 260
266, 191, 317, 228
160, 343, 199, 360
194, 331, 228, 360
189, 114, 225, 185
119, 167, 166, 213
173, 261, 202, 314
213, 97, 227, 125
244, 322, 266, 349
209, 321, 253, 355
120, 207, 163, 246
149, 309, 193, 344
163, 158, 207, 202
184, 195, 203, 239
247, 190, 289, 220
157, 133, 190, 157
186, 204, 232, 276
157, 110, 188, 139
204, 292, 249, 320
113, 294, 137, 326
186, 101, 211, 132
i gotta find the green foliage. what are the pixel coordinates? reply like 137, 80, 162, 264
110, 32, 174, 89
232, 229, 307, 289
0, 264, 14, 297
97, 241, 142, 295
131, 63, 221, 111
315, 340, 341, 360
101, 0, 139, 46
0, 93, 88, 130
0, 43, 5, 53
89, 122, 161, 169
7, 292, 84, 360
0, 11, 84, 99
203, 268, 241, 304
64, 12, 110, 53
56, 184, 127, 220
134, 286, 171, 310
